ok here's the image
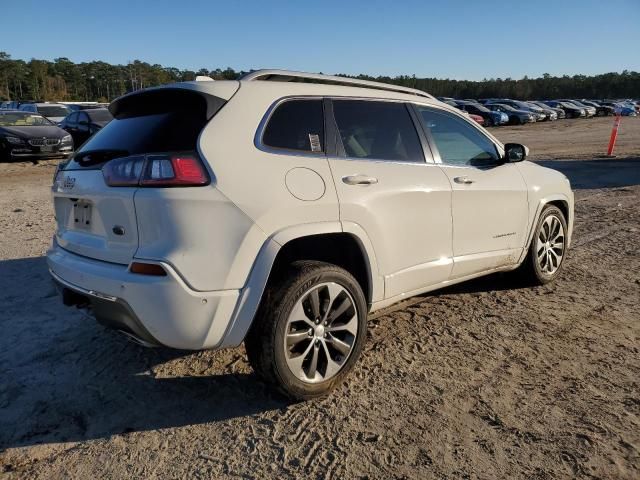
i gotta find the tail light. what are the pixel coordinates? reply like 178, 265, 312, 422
102, 152, 209, 187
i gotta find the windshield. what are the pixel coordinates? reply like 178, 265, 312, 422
467, 103, 490, 113
38, 105, 70, 117
491, 104, 515, 112
86, 109, 113, 122
570, 101, 586, 107
0, 112, 53, 126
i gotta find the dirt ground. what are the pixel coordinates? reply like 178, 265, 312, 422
0, 116, 639, 479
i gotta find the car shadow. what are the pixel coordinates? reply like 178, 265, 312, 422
0, 256, 292, 451
535, 157, 640, 189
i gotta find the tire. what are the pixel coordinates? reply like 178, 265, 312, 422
245, 260, 368, 400
518, 205, 568, 285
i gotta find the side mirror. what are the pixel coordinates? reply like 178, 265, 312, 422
504, 143, 528, 162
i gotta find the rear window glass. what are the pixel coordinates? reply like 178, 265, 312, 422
262, 100, 324, 153
64, 111, 207, 170
332, 100, 424, 162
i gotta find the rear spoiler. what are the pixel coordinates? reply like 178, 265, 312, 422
109, 87, 226, 120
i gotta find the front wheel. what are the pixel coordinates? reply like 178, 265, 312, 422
245, 261, 368, 400
518, 205, 568, 285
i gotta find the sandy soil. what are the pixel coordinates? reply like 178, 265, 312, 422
1, 116, 639, 479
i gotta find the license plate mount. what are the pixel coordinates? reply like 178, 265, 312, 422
73, 200, 92, 230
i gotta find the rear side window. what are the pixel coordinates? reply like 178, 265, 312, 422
332, 100, 424, 162
262, 99, 324, 153
64, 90, 217, 170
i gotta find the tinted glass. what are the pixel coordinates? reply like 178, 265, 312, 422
417, 107, 499, 167
66, 112, 78, 125
262, 100, 324, 153
64, 111, 206, 170
38, 105, 70, 117
332, 100, 424, 162
87, 109, 113, 122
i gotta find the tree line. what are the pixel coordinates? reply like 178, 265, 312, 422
0, 51, 638, 103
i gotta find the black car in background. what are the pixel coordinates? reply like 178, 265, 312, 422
542, 101, 584, 118
485, 103, 535, 125
580, 100, 615, 116
529, 101, 566, 119
0, 110, 73, 161
58, 108, 113, 146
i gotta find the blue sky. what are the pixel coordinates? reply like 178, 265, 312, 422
2, 0, 639, 80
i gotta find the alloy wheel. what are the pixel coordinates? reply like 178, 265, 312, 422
283, 282, 358, 383
536, 214, 565, 275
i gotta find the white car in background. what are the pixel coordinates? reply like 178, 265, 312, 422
47, 70, 574, 400
19, 102, 71, 123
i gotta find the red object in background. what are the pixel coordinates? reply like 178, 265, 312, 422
606, 114, 622, 156
468, 113, 484, 126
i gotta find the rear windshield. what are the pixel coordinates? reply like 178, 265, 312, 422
63, 89, 222, 170
64, 112, 205, 170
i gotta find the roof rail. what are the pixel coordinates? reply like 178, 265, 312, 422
240, 69, 434, 99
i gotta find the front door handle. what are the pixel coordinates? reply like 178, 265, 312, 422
342, 175, 379, 186
454, 176, 475, 185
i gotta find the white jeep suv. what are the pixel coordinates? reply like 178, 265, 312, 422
48, 70, 574, 399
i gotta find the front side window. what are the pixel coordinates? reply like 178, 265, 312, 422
417, 107, 499, 167
332, 100, 424, 162
262, 99, 324, 153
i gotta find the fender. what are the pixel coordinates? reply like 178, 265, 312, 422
518, 193, 573, 264
218, 221, 382, 348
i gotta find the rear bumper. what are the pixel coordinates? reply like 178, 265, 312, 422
47, 243, 240, 349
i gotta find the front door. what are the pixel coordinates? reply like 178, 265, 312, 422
414, 105, 529, 278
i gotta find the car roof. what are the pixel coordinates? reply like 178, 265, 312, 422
125, 69, 441, 106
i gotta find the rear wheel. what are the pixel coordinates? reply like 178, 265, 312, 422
245, 261, 367, 400
518, 205, 567, 285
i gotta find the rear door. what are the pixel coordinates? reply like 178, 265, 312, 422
327, 99, 453, 300
413, 105, 529, 278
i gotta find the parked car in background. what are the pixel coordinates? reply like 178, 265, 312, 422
580, 100, 615, 116
493, 100, 547, 121
529, 101, 566, 119
467, 113, 485, 125
558, 100, 596, 117
19, 103, 71, 123
61, 102, 105, 112
524, 102, 558, 121
59, 108, 113, 146
454, 101, 509, 126
0, 110, 73, 161
542, 101, 585, 118
599, 101, 637, 116
47, 70, 573, 399
485, 103, 536, 124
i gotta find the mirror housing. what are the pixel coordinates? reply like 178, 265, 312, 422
504, 143, 529, 162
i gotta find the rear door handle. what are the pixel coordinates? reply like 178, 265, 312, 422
454, 176, 474, 185
342, 175, 379, 186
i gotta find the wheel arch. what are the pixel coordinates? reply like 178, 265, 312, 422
219, 223, 382, 348
522, 194, 573, 258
